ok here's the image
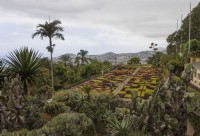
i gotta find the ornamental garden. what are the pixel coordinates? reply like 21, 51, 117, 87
75, 66, 159, 100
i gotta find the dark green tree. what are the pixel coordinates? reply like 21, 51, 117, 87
146, 52, 163, 67
166, 2, 200, 55
59, 54, 72, 68
182, 39, 200, 62
127, 57, 141, 66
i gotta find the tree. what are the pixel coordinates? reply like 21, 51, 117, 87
166, 3, 200, 55
75, 50, 90, 65
146, 52, 163, 67
5, 47, 43, 95
32, 19, 65, 94
127, 57, 141, 66
182, 39, 200, 62
59, 54, 72, 68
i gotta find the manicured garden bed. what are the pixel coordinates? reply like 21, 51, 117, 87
76, 67, 135, 94
117, 67, 159, 99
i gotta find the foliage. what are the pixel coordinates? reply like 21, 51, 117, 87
52, 58, 112, 89
40, 113, 92, 136
24, 95, 44, 130
54, 64, 69, 90
166, 58, 184, 76
106, 116, 137, 136
166, 3, 200, 55
43, 101, 70, 116
0, 59, 6, 89
80, 93, 121, 123
32, 19, 65, 93
5, 47, 44, 95
127, 57, 141, 66
0, 129, 29, 136
82, 84, 91, 101
59, 54, 72, 68
53, 90, 87, 111
32, 20, 65, 52
146, 52, 163, 67
0, 75, 25, 132
1, 113, 92, 136
75, 49, 90, 65
181, 39, 200, 62
188, 87, 200, 135
127, 74, 200, 136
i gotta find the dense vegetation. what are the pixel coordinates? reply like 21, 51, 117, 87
1, 3, 200, 135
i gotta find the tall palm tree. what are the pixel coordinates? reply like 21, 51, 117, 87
59, 54, 72, 68
5, 47, 43, 95
32, 19, 65, 93
75, 50, 90, 65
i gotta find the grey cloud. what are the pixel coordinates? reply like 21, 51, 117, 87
0, 0, 199, 55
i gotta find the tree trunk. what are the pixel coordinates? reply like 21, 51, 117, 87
92, 123, 98, 136
23, 81, 29, 95
49, 37, 54, 95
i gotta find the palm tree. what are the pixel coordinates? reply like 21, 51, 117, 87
75, 50, 90, 65
59, 54, 72, 68
5, 47, 43, 95
32, 19, 65, 93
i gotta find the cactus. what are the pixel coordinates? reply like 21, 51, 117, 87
129, 73, 199, 136
0, 75, 25, 132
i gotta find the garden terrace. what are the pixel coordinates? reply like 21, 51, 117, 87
117, 67, 159, 100
75, 67, 136, 94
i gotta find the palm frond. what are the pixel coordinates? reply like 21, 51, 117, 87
5, 47, 44, 94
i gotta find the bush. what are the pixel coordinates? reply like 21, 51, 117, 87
24, 95, 45, 130
4, 113, 92, 136
1, 129, 29, 136
44, 101, 70, 116
40, 113, 92, 136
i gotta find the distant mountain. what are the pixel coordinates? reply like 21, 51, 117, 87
55, 49, 166, 64
90, 49, 167, 64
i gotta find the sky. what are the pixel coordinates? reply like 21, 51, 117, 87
0, 0, 199, 57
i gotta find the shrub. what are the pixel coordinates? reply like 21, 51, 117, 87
1, 129, 29, 136
24, 95, 44, 130
44, 101, 70, 116
40, 113, 92, 136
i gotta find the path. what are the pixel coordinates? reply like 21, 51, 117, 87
113, 67, 141, 95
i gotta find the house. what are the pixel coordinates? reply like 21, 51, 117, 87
190, 57, 200, 89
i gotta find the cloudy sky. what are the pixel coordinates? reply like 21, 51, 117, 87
0, 0, 199, 57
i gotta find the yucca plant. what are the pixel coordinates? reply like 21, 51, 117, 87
6, 47, 43, 95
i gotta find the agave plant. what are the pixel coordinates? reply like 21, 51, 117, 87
106, 115, 137, 136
